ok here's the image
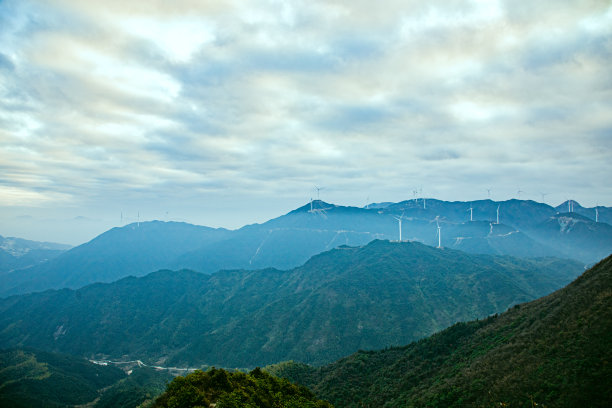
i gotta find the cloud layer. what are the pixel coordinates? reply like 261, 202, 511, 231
1, 0, 611, 243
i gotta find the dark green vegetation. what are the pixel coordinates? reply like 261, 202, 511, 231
0, 348, 124, 407
270, 255, 612, 408
0, 241, 582, 367
94, 366, 174, 408
0, 348, 175, 408
0, 235, 69, 274
2, 199, 609, 297
151, 367, 332, 408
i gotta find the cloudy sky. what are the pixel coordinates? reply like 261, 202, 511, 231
1, 0, 611, 244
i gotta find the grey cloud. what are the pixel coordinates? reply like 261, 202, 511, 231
0, 0, 611, 245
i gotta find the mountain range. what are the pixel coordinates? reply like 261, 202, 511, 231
1, 198, 609, 297
0, 240, 582, 368
268, 254, 612, 407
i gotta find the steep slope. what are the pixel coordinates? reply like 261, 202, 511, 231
0, 221, 230, 296
0, 348, 125, 408
0, 235, 70, 274
271, 255, 612, 408
0, 241, 583, 368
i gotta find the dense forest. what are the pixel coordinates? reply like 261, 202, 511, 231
0, 240, 582, 368
151, 367, 332, 408
268, 255, 612, 407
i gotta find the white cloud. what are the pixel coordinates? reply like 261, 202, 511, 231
0, 0, 610, 243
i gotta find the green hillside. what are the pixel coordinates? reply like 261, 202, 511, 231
0, 241, 583, 368
0, 348, 125, 408
269, 255, 612, 407
151, 367, 332, 408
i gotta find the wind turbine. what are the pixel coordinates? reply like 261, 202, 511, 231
496, 204, 500, 224
435, 217, 442, 248
517, 189, 524, 200
314, 185, 324, 201
595, 207, 599, 222
467, 202, 473, 221
413, 189, 418, 203
393, 212, 405, 241
486, 188, 491, 199
540, 192, 548, 203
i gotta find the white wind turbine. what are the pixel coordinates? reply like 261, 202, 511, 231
435, 216, 442, 248
496, 204, 500, 224
393, 212, 405, 241
316, 185, 325, 200
467, 202, 473, 221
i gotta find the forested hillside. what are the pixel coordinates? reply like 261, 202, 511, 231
0, 241, 582, 367
269, 255, 612, 407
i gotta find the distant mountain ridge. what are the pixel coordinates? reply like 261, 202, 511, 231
0, 235, 70, 275
269, 254, 612, 408
1, 198, 609, 297
0, 240, 583, 368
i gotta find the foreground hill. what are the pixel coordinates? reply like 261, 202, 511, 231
2, 199, 608, 297
151, 368, 332, 408
0, 241, 582, 368
269, 255, 612, 407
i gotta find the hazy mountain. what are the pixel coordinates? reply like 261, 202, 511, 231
556, 200, 612, 224
0, 241, 582, 368
2, 199, 608, 297
0, 221, 231, 297
0, 235, 70, 274
270, 255, 612, 408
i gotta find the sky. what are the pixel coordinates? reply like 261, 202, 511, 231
1, 0, 611, 245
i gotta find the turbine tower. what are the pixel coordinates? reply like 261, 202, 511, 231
467, 203, 473, 221
596, 207, 599, 223
486, 188, 491, 198
393, 213, 405, 241
517, 189, 524, 200
496, 205, 500, 224
436, 217, 442, 248
540, 192, 548, 203
314, 185, 324, 201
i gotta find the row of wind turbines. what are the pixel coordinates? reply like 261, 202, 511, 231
392, 202, 503, 249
